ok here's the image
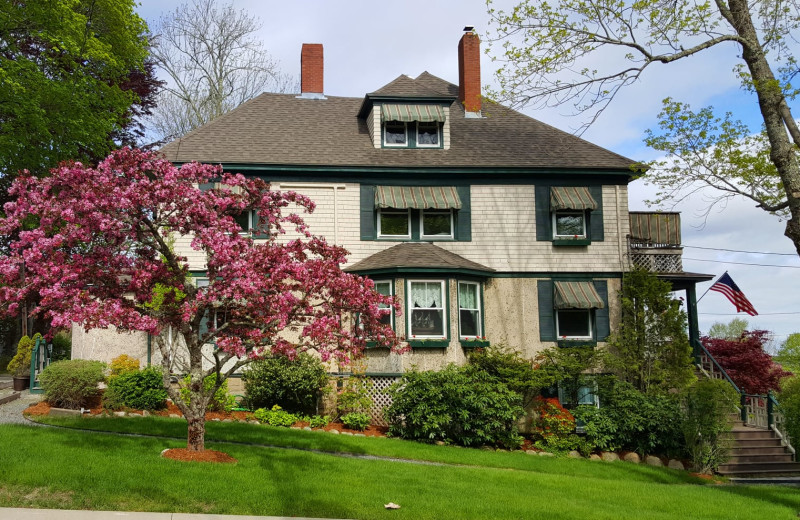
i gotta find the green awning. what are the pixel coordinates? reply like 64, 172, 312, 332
629, 212, 681, 246
554, 281, 605, 309
375, 186, 462, 210
381, 104, 446, 123
550, 187, 598, 211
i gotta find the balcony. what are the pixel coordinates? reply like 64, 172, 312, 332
628, 212, 683, 274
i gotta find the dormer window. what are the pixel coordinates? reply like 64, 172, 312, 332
416, 122, 440, 147
384, 121, 408, 146
380, 104, 446, 149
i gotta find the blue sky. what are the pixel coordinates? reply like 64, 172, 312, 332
135, 0, 800, 345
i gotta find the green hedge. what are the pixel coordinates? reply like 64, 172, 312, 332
39, 359, 106, 409
242, 354, 328, 414
103, 366, 167, 411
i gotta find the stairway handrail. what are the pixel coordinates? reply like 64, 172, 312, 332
693, 339, 742, 394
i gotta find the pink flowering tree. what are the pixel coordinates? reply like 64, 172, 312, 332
0, 148, 402, 451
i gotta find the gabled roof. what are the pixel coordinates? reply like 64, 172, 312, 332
344, 243, 494, 274
159, 73, 637, 171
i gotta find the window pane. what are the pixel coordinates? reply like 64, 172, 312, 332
458, 283, 477, 309
558, 309, 591, 337
380, 211, 409, 236
234, 211, 250, 231
385, 122, 406, 144
459, 309, 479, 336
555, 213, 584, 236
411, 309, 444, 336
417, 122, 439, 145
410, 282, 442, 308
422, 210, 451, 236
374, 282, 391, 297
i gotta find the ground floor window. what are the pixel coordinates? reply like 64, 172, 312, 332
407, 280, 446, 338
556, 308, 593, 339
458, 281, 481, 338
374, 280, 393, 328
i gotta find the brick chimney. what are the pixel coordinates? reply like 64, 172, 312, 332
458, 28, 481, 115
301, 43, 324, 96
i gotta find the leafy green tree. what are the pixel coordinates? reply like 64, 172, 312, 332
604, 269, 695, 394
0, 0, 157, 205
707, 318, 749, 340
487, 0, 800, 256
775, 333, 800, 374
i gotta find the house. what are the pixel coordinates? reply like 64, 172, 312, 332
71, 29, 710, 408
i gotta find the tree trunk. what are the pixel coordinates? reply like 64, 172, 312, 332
727, 0, 800, 256
187, 414, 206, 452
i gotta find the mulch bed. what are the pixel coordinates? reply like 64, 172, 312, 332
162, 448, 237, 463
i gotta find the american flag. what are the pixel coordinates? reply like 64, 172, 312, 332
709, 272, 758, 316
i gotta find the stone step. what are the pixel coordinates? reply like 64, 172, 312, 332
727, 428, 775, 438
0, 388, 20, 406
730, 438, 784, 448
732, 446, 792, 456
727, 454, 794, 464
718, 461, 800, 474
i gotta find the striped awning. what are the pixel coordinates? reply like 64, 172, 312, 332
375, 186, 462, 210
554, 281, 605, 309
381, 104, 446, 123
550, 187, 598, 211
629, 212, 682, 246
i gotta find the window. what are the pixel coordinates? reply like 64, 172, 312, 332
556, 309, 592, 339
377, 209, 411, 238
408, 280, 446, 338
458, 281, 481, 338
416, 122, 440, 147
552, 211, 586, 239
420, 209, 454, 239
374, 280, 393, 328
234, 210, 254, 234
383, 121, 407, 146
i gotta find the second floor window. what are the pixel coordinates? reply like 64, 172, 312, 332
377, 209, 411, 238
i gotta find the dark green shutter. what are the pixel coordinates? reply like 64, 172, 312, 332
538, 279, 556, 341
593, 280, 610, 340
535, 185, 551, 241
360, 185, 376, 240
455, 186, 471, 241
589, 186, 604, 241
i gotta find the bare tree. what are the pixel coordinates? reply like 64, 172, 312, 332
486, 0, 800, 257
149, 0, 297, 141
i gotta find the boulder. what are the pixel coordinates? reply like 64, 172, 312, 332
601, 452, 620, 462
589, 454, 602, 461
645, 455, 663, 467
668, 459, 685, 471
623, 452, 641, 464
568, 451, 583, 459
538, 451, 555, 457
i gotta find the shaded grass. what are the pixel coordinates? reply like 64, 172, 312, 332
3, 422, 800, 519
35, 414, 697, 484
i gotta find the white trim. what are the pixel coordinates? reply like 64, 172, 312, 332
420, 209, 454, 240
552, 210, 587, 239
458, 281, 481, 339
556, 308, 593, 340
383, 121, 408, 147
407, 279, 447, 339
377, 208, 411, 239
415, 122, 441, 148
374, 280, 394, 329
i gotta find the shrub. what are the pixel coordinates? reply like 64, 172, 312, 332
469, 344, 556, 408
336, 376, 372, 419
254, 405, 299, 427
6, 333, 41, 377
180, 373, 236, 412
39, 359, 106, 409
572, 376, 685, 456
50, 331, 72, 362
778, 376, 800, 449
683, 378, 739, 473
109, 354, 140, 378
103, 366, 167, 411
531, 397, 590, 454
242, 353, 328, 414
703, 330, 792, 394
309, 415, 330, 428
341, 411, 371, 431
386, 365, 524, 448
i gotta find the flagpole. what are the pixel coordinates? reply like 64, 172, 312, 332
696, 271, 727, 304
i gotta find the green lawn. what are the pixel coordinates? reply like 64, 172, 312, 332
1, 418, 799, 519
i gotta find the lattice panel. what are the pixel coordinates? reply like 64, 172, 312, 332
365, 376, 400, 427
630, 252, 682, 273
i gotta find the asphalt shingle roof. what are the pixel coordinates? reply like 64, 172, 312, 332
159, 73, 636, 170
344, 242, 495, 273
